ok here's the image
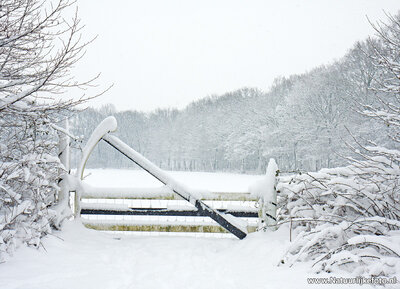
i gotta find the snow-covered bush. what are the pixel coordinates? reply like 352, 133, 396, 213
0, 0, 92, 262
277, 156, 400, 277
0, 119, 61, 262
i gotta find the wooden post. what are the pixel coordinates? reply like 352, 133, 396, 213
58, 118, 70, 209
52, 118, 73, 227
258, 159, 278, 231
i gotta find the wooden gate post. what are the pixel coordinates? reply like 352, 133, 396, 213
257, 159, 278, 231
58, 118, 70, 209
51, 118, 72, 227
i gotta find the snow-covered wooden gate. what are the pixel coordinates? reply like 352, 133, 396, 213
60, 117, 278, 239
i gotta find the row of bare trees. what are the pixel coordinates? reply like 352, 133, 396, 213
70, 29, 395, 174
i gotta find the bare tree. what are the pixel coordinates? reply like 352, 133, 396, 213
0, 0, 96, 262
0, 0, 96, 113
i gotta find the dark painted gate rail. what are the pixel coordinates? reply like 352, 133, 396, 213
80, 208, 258, 218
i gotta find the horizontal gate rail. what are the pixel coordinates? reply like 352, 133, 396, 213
82, 220, 258, 234
80, 208, 258, 218
80, 187, 258, 201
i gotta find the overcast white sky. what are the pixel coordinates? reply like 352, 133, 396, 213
74, 0, 400, 112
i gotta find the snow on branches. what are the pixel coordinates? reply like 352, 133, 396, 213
277, 152, 400, 278
275, 12, 400, 280
0, 137, 60, 262
0, 0, 93, 262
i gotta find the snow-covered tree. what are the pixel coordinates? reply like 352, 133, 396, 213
0, 0, 92, 262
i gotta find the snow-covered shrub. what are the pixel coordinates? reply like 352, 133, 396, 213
277, 153, 400, 277
0, 118, 62, 262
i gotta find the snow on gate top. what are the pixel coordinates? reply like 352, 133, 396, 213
83, 169, 265, 194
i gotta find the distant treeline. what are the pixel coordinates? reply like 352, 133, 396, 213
70, 34, 394, 173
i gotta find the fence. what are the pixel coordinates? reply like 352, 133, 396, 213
79, 187, 260, 235
58, 116, 278, 239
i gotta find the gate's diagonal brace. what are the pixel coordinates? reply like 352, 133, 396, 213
102, 134, 247, 239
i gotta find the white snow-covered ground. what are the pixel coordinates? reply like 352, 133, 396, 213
0, 221, 359, 289
0, 170, 379, 289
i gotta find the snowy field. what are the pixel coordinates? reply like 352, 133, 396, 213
0, 170, 379, 289
82, 169, 265, 192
